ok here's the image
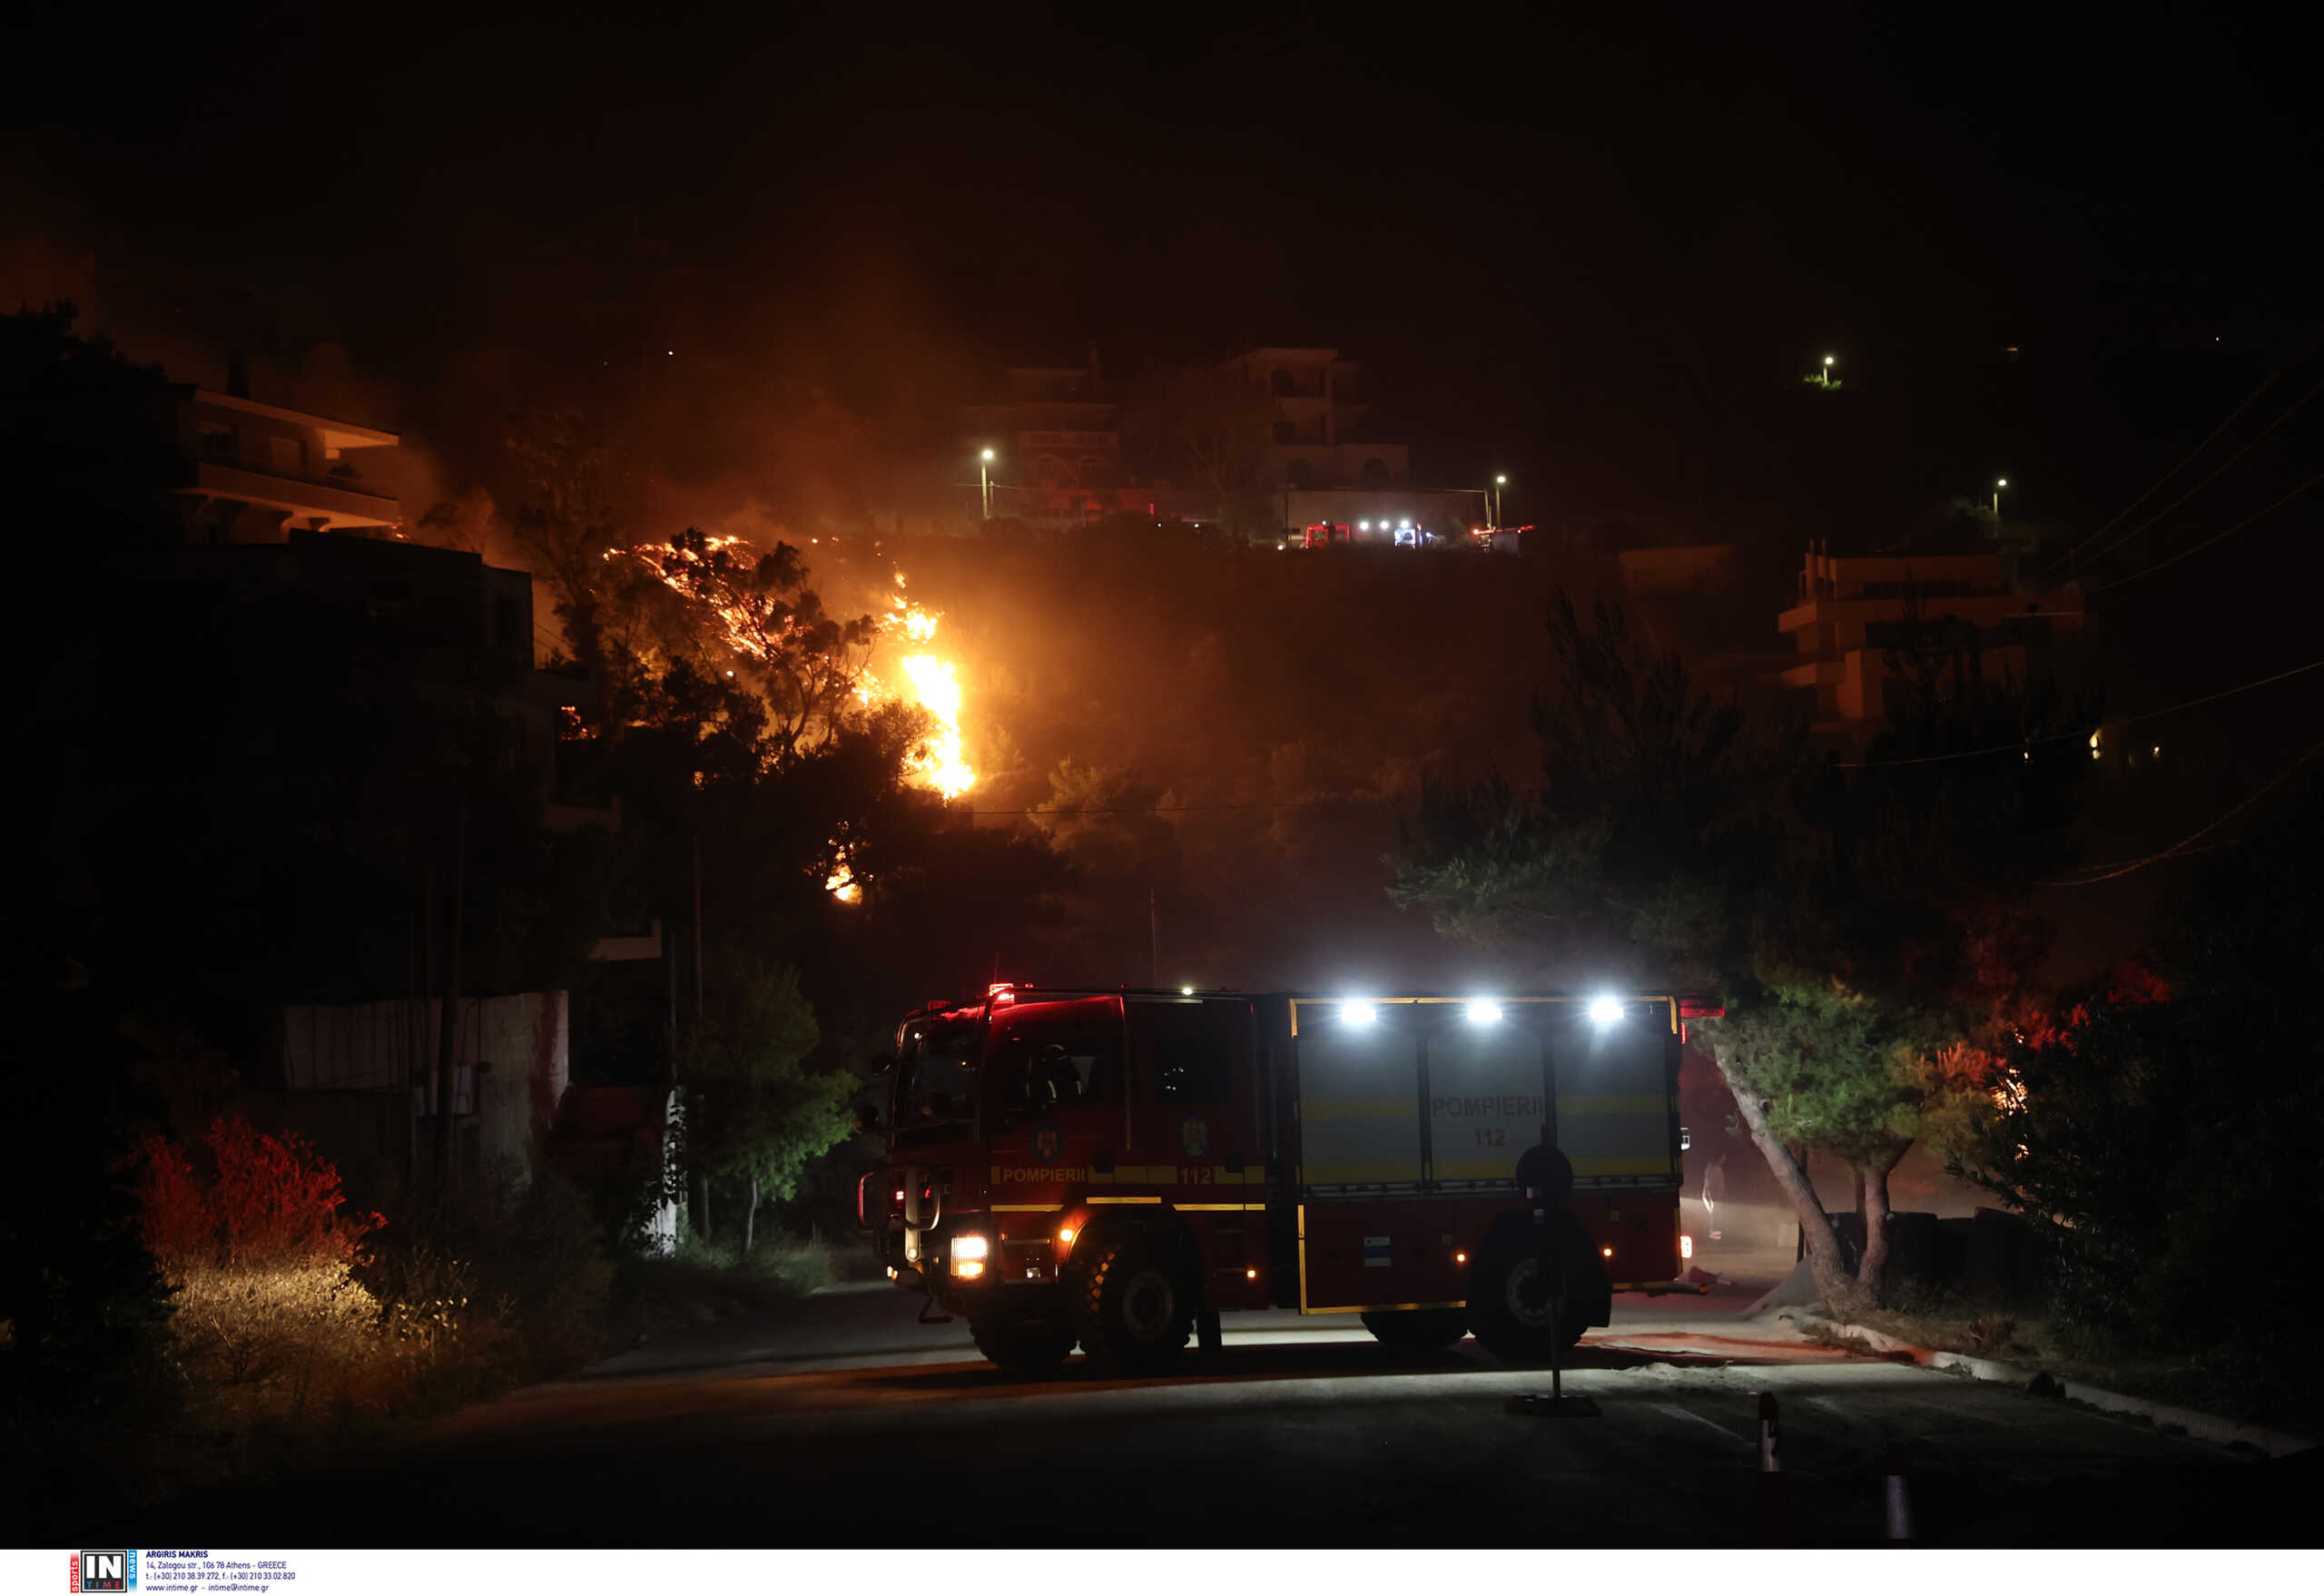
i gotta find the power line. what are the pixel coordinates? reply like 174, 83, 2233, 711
2037, 346, 2311, 579
2086, 468, 2324, 593
2050, 372, 2324, 577
1835, 648, 2324, 768
2041, 734, 2324, 887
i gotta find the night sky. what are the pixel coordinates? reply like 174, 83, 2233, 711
7, 3, 2319, 745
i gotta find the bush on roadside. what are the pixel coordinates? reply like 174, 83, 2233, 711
134, 1118, 618, 1484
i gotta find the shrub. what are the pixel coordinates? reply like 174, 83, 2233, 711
138, 1118, 379, 1273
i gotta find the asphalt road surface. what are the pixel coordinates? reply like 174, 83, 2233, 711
125, 1269, 2315, 1548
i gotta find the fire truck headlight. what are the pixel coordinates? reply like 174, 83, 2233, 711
953, 1259, 985, 1279
1588, 994, 1624, 1027
1342, 1000, 1377, 1027
1465, 1001, 1502, 1025
1058, 1226, 1076, 1247
950, 1233, 989, 1264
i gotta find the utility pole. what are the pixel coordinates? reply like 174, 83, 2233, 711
415, 865, 432, 1192
429, 797, 468, 1202
689, 829, 708, 1242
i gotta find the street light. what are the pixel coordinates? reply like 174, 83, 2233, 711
1994, 477, 2008, 522
1493, 473, 1509, 528
980, 448, 996, 520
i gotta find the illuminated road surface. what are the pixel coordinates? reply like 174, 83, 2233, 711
124, 1273, 2309, 1547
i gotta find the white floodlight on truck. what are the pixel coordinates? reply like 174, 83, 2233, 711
1465, 1000, 1502, 1024
1342, 1000, 1378, 1026
1588, 993, 1624, 1026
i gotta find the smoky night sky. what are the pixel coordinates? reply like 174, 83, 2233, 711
12, 4, 2319, 520
9, 3, 2323, 998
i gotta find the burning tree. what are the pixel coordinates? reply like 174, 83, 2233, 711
625, 527, 879, 765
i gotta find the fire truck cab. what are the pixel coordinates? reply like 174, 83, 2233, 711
862, 987, 1698, 1378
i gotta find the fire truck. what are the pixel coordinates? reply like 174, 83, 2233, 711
860, 986, 1704, 1377
1299, 519, 1446, 547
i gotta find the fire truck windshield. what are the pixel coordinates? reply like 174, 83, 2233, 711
895, 1019, 980, 1143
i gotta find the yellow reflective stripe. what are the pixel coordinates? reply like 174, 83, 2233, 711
1304, 1163, 1423, 1182
1176, 1202, 1267, 1212
1302, 1098, 1416, 1122
990, 1203, 1062, 1212
1300, 1299, 1466, 1315
1086, 1195, 1163, 1205
1560, 1095, 1669, 1116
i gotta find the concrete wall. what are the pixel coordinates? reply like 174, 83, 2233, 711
271, 991, 569, 1188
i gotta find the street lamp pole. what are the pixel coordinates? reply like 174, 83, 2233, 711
980, 448, 995, 520
1994, 477, 2008, 524
1493, 473, 1508, 529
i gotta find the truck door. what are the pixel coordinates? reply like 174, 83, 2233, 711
1549, 1010, 1680, 1185
984, 997, 1126, 1261
1425, 1011, 1550, 1188
1127, 997, 1264, 1302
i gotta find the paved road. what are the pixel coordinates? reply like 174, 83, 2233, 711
127, 1274, 2312, 1547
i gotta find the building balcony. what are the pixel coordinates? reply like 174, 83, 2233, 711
169, 458, 401, 530
1777, 591, 2084, 635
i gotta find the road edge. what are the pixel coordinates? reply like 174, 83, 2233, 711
1777, 1308, 2318, 1459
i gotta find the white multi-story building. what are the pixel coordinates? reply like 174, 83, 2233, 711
168, 383, 400, 543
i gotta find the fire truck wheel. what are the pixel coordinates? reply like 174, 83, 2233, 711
1066, 1231, 1193, 1373
1468, 1243, 1591, 1362
970, 1318, 1078, 1380
1359, 1308, 1469, 1351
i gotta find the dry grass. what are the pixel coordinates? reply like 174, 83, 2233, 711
162, 1258, 521, 1475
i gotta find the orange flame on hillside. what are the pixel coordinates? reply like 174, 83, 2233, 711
618, 537, 976, 904
867, 574, 975, 801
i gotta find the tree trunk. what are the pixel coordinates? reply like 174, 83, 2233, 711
1854, 1141, 1910, 1304
1710, 1043, 1863, 1315
743, 1177, 758, 1256
692, 1170, 710, 1246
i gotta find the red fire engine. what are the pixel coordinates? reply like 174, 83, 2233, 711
861, 986, 1705, 1377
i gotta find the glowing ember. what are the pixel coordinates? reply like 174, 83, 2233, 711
825, 854, 862, 905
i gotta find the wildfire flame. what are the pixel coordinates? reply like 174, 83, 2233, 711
870, 575, 975, 801
619, 535, 975, 903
